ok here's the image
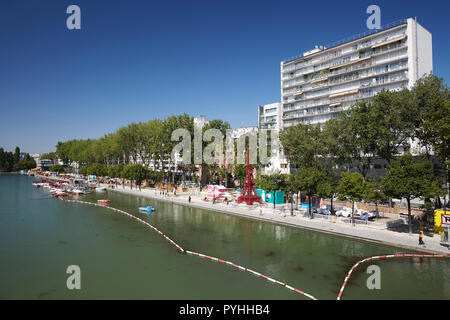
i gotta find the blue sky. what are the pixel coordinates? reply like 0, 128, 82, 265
1, 0, 449, 153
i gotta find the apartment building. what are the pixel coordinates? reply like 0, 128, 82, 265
257, 102, 289, 174
258, 102, 282, 130
280, 18, 432, 127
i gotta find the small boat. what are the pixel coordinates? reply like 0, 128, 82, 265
97, 199, 110, 204
96, 187, 107, 192
139, 206, 155, 213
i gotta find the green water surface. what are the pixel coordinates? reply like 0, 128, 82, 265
0, 175, 448, 299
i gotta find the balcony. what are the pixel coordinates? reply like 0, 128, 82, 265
371, 34, 407, 49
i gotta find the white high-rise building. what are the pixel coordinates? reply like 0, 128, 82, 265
258, 102, 282, 130
280, 18, 432, 127
257, 102, 289, 174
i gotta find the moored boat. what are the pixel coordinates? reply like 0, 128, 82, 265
139, 206, 155, 213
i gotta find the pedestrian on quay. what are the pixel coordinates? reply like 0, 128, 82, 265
188, 195, 191, 203
419, 230, 425, 245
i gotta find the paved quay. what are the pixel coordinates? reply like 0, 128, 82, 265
102, 184, 450, 255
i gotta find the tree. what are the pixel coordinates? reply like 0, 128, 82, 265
279, 123, 324, 170
78, 166, 87, 175
280, 174, 297, 216
337, 172, 367, 226
340, 102, 379, 179
14, 159, 36, 171
86, 163, 108, 177
13, 147, 20, 164
411, 74, 450, 204
317, 169, 340, 215
123, 164, 149, 191
369, 89, 415, 164
382, 154, 441, 235
364, 181, 387, 218
295, 168, 326, 219
40, 152, 58, 162
233, 164, 246, 187
411, 74, 449, 156
257, 173, 283, 211
49, 164, 64, 173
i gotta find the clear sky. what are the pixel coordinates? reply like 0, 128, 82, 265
1, 0, 449, 154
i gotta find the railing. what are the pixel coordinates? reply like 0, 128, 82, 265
282, 19, 407, 63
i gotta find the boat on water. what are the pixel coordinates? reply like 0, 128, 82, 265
95, 186, 107, 192
97, 199, 110, 204
72, 189, 85, 195
139, 206, 155, 213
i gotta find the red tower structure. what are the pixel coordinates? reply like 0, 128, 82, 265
236, 148, 263, 205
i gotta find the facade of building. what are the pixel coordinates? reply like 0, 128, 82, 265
258, 102, 282, 130
280, 18, 432, 127
257, 102, 289, 174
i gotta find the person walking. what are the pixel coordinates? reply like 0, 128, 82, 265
188, 195, 191, 203
419, 230, 425, 245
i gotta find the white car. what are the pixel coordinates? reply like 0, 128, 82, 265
359, 210, 378, 221
336, 206, 352, 218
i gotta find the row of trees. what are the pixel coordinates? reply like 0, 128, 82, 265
52, 113, 263, 188
77, 162, 164, 191
53, 114, 240, 187
271, 74, 449, 234
0, 146, 36, 172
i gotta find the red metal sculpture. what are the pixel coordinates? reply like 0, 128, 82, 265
236, 148, 263, 205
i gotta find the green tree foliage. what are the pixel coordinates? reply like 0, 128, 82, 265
13, 147, 20, 164
317, 169, 341, 215
410, 74, 450, 202
279, 123, 324, 170
122, 164, 149, 190
279, 174, 297, 215
14, 159, 37, 171
0, 147, 34, 172
86, 163, 108, 177
257, 172, 283, 210
363, 181, 386, 217
337, 172, 367, 226
107, 164, 124, 178
295, 167, 327, 218
382, 154, 441, 235
233, 164, 246, 187
49, 164, 64, 173
40, 152, 58, 162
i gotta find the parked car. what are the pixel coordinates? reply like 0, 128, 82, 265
336, 206, 352, 218
359, 210, 378, 221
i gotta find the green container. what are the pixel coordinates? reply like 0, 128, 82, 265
257, 189, 284, 205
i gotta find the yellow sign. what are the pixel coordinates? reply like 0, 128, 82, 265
434, 210, 448, 234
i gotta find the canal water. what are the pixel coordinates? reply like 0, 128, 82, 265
1, 175, 449, 299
